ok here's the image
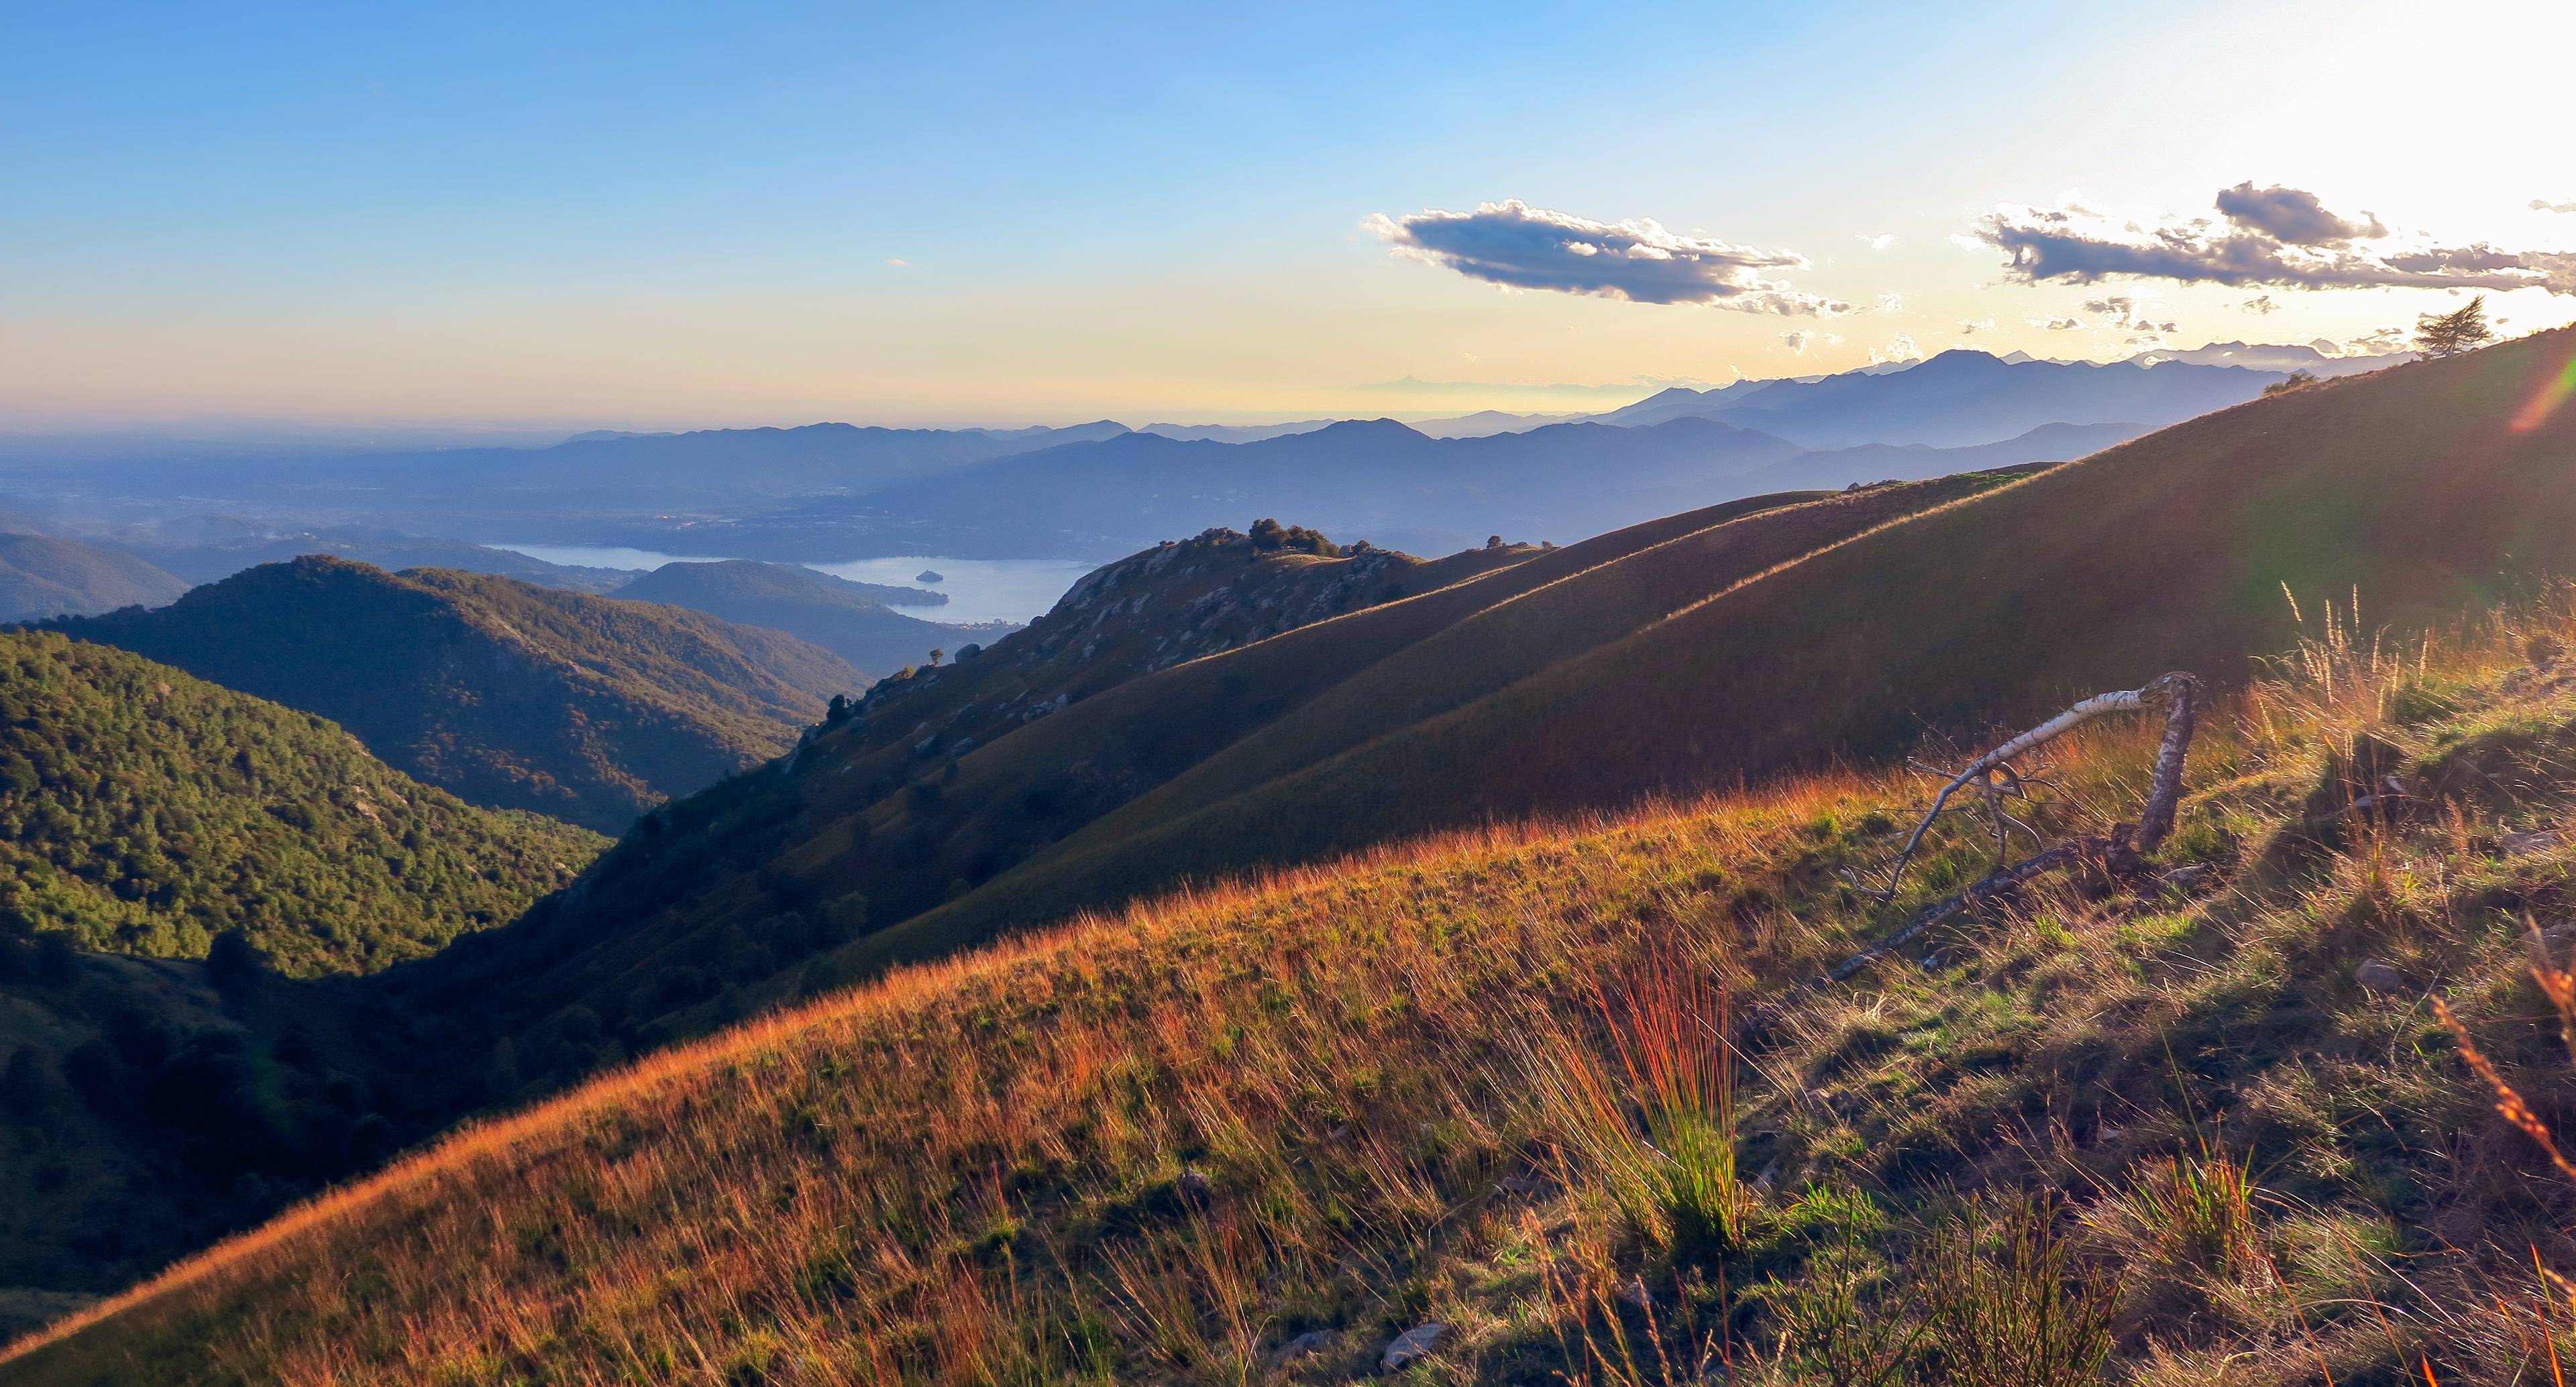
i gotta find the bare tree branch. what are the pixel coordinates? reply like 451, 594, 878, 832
1878, 672, 2198, 900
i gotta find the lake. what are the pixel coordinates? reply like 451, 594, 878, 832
495, 545, 1097, 626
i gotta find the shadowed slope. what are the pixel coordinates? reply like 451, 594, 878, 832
46, 558, 863, 832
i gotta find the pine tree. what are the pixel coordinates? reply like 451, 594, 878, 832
2414, 296, 2493, 358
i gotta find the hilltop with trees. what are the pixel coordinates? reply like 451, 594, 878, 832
42, 559, 864, 832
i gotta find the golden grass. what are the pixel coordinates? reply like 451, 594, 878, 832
26, 577, 2576, 1384
1, 758, 1904, 1383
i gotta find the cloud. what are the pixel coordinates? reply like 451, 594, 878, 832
2239, 294, 2279, 315
1959, 317, 1996, 335
1869, 333, 1921, 365
1973, 186, 2576, 295
1858, 233, 1898, 251
2076, 294, 2173, 333
2027, 316, 2086, 331
1364, 200, 1850, 313
1780, 329, 1813, 353
1876, 292, 1905, 312
2533, 199, 2576, 214
2214, 182, 2384, 245
884, 258, 908, 268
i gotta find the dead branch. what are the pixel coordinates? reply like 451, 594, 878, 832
1878, 672, 2200, 899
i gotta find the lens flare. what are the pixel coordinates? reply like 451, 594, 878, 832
2511, 351, 2576, 433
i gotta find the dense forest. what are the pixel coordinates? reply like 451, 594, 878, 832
44, 557, 863, 832
0, 629, 605, 977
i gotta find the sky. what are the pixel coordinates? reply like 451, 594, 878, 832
4, 0, 2573, 432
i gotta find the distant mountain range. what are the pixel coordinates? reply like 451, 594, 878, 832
2125, 338, 2410, 376
41, 558, 865, 832
833, 415, 1809, 557
1599, 348, 2299, 447
0, 343, 2410, 567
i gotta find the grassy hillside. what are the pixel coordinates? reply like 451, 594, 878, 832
44, 558, 865, 832
369, 498, 1998, 1102
0, 534, 189, 622
613, 559, 977, 675
351, 526, 1568, 1097
0, 629, 603, 976
21, 591, 2576, 1384
859, 328, 2576, 973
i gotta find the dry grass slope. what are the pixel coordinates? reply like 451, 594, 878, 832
25, 575, 2576, 1383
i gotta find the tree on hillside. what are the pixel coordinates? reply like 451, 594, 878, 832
2261, 369, 2320, 396
927, 648, 945, 667
2415, 296, 2493, 358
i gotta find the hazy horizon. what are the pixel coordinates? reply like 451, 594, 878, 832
8, 0, 2573, 432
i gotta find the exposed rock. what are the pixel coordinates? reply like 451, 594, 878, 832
1381, 1323, 1445, 1372
1617, 1278, 1655, 1311
2502, 828, 2563, 858
2355, 959, 2410, 993
1269, 1329, 1334, 1374
1177, 1168, 1214, 1204
1495, 1172, 1541, 1196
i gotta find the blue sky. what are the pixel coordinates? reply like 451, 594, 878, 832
5, 0, 2571, 428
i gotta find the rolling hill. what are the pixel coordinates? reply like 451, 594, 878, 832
17, 586, 2576, 1384
0, 628, 604, 975
860, 328, 2576, 971
42, 558, 865, 832
4, 331, 2571, 1358
378, 328, 2576, 1066
612, 560, 976, 675
0, 535, 189, 622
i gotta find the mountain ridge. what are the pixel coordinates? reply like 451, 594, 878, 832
40, 558, 865, 832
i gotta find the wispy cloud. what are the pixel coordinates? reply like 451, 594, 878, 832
2239, 294, 2279, 315
1780, 329, 1812, 353
1973, 184, 2576, 294
2026, 315, 2086, 331
2533, 199, 2576, 214
1365, 200, 1850, 313
1858, 233, 1897, 251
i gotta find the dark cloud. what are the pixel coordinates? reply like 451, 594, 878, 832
1366, 201, 1850, 314
2214, 182, 2383, 245
1974, 188, 2576, 296
2239, 294, 2279, 315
